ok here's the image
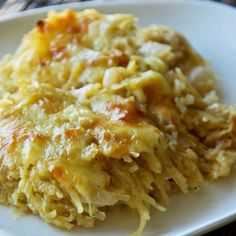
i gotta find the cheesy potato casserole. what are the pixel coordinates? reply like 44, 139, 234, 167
0, 9, 236, 236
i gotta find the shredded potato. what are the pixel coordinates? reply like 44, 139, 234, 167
0, 9, 236, 236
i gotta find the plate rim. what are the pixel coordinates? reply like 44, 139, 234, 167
0, 0, 236, 23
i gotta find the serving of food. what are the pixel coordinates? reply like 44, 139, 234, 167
0, 8, 236, 236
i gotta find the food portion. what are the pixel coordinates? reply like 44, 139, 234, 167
0, 9, 236, 236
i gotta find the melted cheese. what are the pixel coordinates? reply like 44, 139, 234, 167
0, 9, 236, 236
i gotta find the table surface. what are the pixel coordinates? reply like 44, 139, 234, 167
0, 0, 236, 235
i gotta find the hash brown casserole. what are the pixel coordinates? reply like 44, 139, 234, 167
0, 9, 236, 236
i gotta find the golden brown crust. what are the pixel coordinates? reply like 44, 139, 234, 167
0, 9, 235, 236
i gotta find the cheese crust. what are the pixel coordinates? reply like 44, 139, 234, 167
0, 9, 236, 236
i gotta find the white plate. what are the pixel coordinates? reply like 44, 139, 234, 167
1, 0, 236, 235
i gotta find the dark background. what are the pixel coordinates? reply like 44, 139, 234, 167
0, 0, 235, 12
